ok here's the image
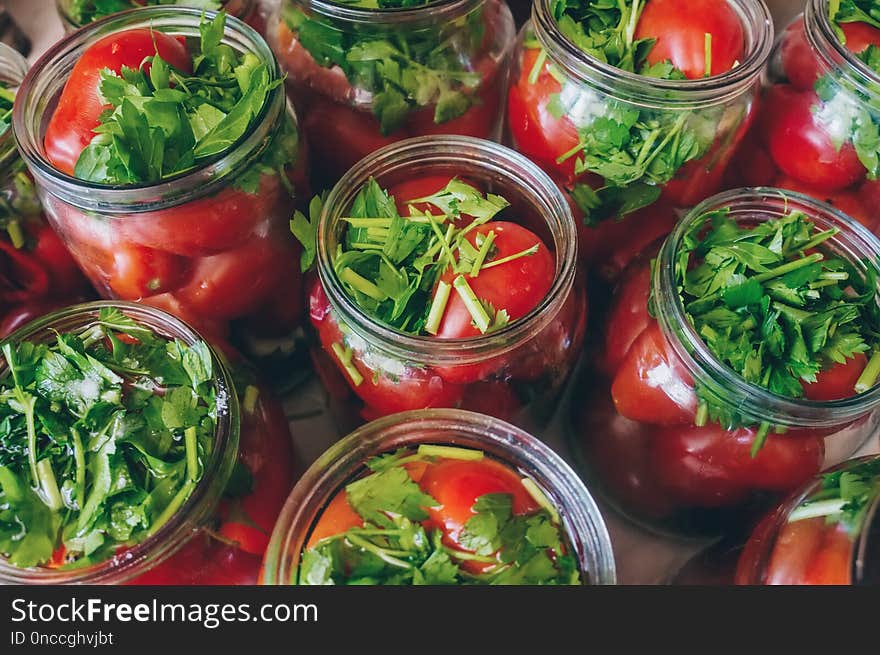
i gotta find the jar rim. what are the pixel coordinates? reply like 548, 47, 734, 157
805, 0, 880, 94
55, 0, 257, 30
316, 135, 578, 366
0, 301, 240, 584
292, 0, 485, 26
654, 187, 880, 428
12, 7, 288, 212
531, 0, 774, 109
261, 408, 617, 585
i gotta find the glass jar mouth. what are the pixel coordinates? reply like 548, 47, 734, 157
261, 408, 616, 585
655, 187, 880, 429
302, 0, 484, 26
316, 135, 578, 366
55, 0, 257, 30
0, 42, 27, 170
12, 7, 286, 213
0, 301, 239, 584
531, 0, 773, 109
806, 0, 880, 94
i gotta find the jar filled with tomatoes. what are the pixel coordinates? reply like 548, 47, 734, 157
12, 9, 306, 338
0, 43, 88, 339
56, 0, 263, 32
0, 301, 297, 585
268, 0, 514, 184
570, 187, 880, 537
727, 0, 880, 233
506, 0, 773, 280
261, 408, 616, 585
300, 135, 585, 431
735, 455, 880, 585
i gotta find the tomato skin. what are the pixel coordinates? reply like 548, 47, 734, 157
26, 222, 88, 297
803, 353, 869, 401
761, 84, 865, 192
107, 244, 191, 300
44, 29, 192, 175
763, 516, 826, 585
773, 175, 876, 231
723, 135, 779, 188
781, 19, 821, 91
600, 262, 652, 377
610, 321, 698, 425
800, 522, 854, 585
128, 535, 260, 585
0, 299, 68, 339
636, 0, 745, 79
506, 47, 580, 183
839, 21, 880, 55
218, 383, 296, 556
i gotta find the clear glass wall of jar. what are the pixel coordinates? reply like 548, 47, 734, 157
267, 0, 515, 184
12, 8, 306, 337
726, 0, 880, 237
261, 408, 616, 585
0, 301, 242, 585
506, 0, 773, 280
735, 455, 880, 585
309, 135, 584, 433
569, 188, 880, 538
56, 0, 262, 32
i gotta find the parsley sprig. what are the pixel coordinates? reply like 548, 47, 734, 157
0, 81, 13, 137
0, 307, 218, 569
668, 207, 880, 442
65, 0, 222, 27
75, 12, 296, 191
537, 0, 718, 224
299, 446, 580, 585
282, 0, 485, 134
788, 457, 880, 536
293, 178, 540, 356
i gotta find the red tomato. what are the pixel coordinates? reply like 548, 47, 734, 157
600, 262, 652, 376
387, 176, 473, 216
458, 380, 524, 423
306, 492, 363, 550
406, 82, 500, 140
506, 47, 581, 183
840, 21, 880, 55
44, 29, 192, 175
218, 384, 296, 556
611, 321, 698, 425
0, 299, 69, 338
761, 85, 865, 192
661, 150, 731, 207
781, 19, 821, 91
435, 222, 554, 340
763, 516, 826, 585
139, 292, 230, 344
174, 238, 289, 320
635, 0, 745, 79
801, 522, 854, 585
734, 504, 788, 584
0, 240, 50, 302
418, 457, 539, 569
803, 353, 869, 401
723, 135, 779, 188
774, 175, 876, 231
128, 535, 260, 585
26, 222, 87, 297
108, 244, 191, 300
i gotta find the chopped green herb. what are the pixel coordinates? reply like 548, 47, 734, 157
66, 0, 222, 27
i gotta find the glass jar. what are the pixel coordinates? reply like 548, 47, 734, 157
0, 301, 244, 585
12, 8, 306, 336
261, 408, 616, 585
568, 187, 880, 538
506, 0, 773, 279
728, 0, 880, 232
309, 135, 584, 433
268, 0, 515, 184
1, 42, 89, 338
56, 0, 262, 32
735, 455, 880, 585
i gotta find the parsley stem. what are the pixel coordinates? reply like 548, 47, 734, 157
695, 401, 709, 427
417, 445, 484, 461
36, 458, 63, 512
704, 32, 712, 77
148, 479, 196, 537
749, 422, 771, 458
331, 342, 363, 386
243, 385, 260, 415
340, 217, 394, 228
184, 426, 199, 483
528, 48, 547, 85
340, 267, 387, 301
521, 477, 560, 524
479, 243, 540, 271
425, 211, 458, 271
442, 545, 498, 563
469, 230, 496, 276
855, 350, 880, 393
345, 533, 412, 569
453, 275, 491, 333
782, 229, 838, 258
6, 219, 24, 249
71, 427, 85, 511
755, 253, 824, 283
425, 280, 451, 335
788, 498, 848, 523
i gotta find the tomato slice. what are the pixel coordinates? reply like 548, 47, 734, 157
635, 0, 745, 79
610, 321, 698, 425
44, 29, 192, 175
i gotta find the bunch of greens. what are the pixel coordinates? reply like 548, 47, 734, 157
299, 446, 580, 585
667, 207, 880, 449
0, 307, 218, 569
0, 80, 12, 137
1, 81, 41, 250
816, 1, 880, 179
292, 177, 542, 366
788, 457, 880, 536
65, 0, 222, 28
75, 12, 297, 191
536, 0, 721, 224
282, 0, 485, 134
